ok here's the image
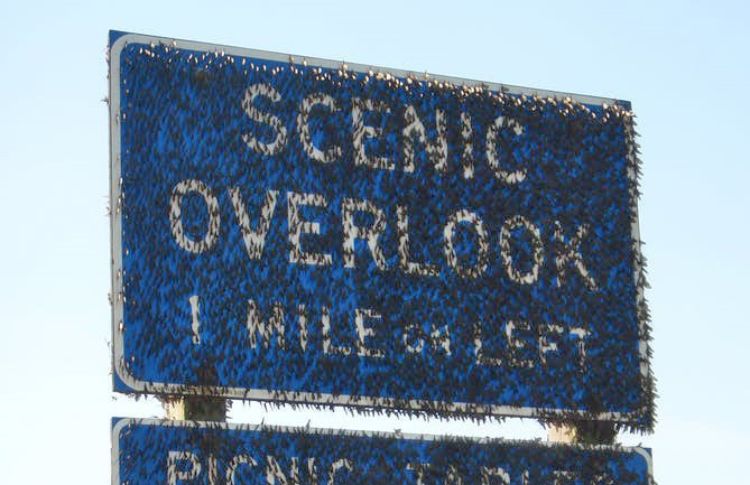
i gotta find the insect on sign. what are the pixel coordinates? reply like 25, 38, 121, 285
109, 31, 653, 428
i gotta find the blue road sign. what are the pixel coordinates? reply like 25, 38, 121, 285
112, 418, 652, 484
109, 32, 653, 427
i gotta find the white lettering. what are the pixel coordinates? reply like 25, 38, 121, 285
241, 83, 287, 155
321, 306, 351, 356
553, 470, 577, 485
443, 209, 489, 278
287, 191, 332, 266
474, 323, 502, 367
404, 324, 451, 355
307, 458, 319, 483
430, 324, 452, 355
327, 458, 353, 485
554, 221, 597, 291
445, 465, 463, 484
354, 308, 384, 358
167, 450, 201, 485
460, 111, 475, 179
406, 463, 431, 485
403, 324, 425, 353
402, 105, 447, 173
500, 215, 544, 285
169, 179, 220, 254
485, 115, 526, 184
226, 454, 257, 484
538, 324, 564, 365
266, 455, 299, 484
481, 466, 510, 485
247, 300, 286, 349
342, 198, 388, 270
397, 205, 439, 277
352, 98, 393, 170
297, 304, 309, 352
229, 188, 278, 260
506, 320, 534, 368
297, 93, 341, 164
208, 455, 219, 484
569, 327, 589, 367
189, 295, 201, 345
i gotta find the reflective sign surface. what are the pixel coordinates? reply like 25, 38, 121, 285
110, 31, 653, 427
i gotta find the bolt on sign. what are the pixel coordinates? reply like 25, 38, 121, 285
112, 418, 653, 484
109, 31, 653, 429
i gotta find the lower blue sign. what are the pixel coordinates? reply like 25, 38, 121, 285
112, 418, 652, 484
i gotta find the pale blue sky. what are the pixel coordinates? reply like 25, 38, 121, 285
1, 1, 748, 483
